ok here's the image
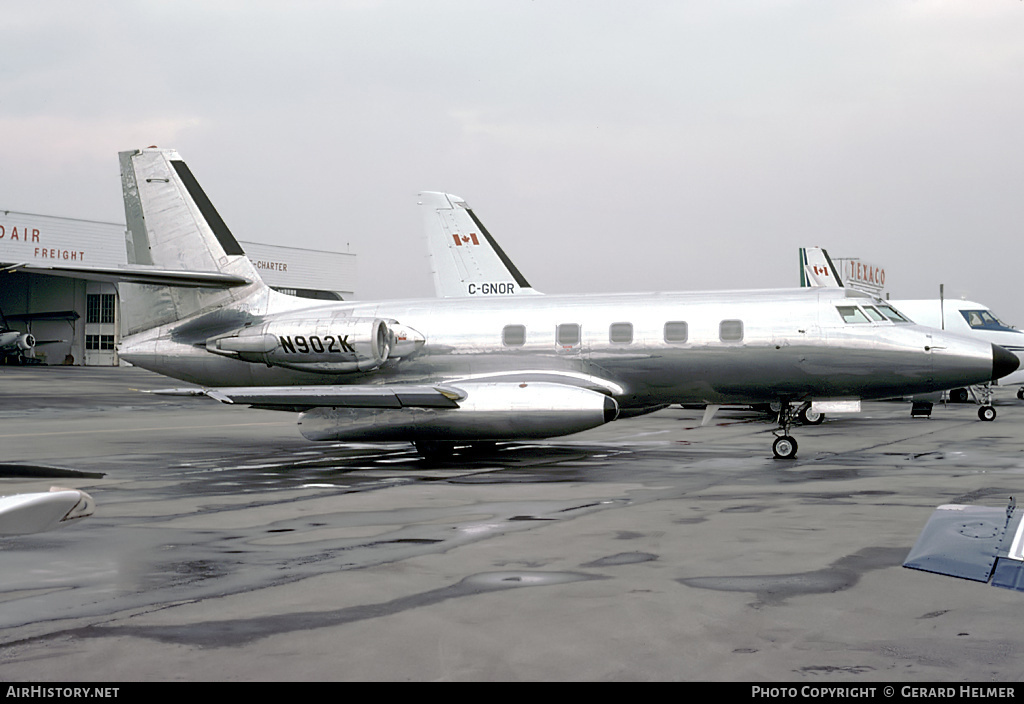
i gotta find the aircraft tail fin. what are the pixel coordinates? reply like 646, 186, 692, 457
419, 192, 541, 298
799, 246, 843, 288
118, 148, 269, 335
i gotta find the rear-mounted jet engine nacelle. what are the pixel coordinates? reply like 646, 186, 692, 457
206, 317, 422, 373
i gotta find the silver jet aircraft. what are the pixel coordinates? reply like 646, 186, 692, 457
113, 148, 1018, 459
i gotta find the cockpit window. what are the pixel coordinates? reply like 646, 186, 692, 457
862, 306, 887, 322
875, 303, 910, 323
838, 303, 911, 324
960, 309, 1017, 332
836, 306, 870, 324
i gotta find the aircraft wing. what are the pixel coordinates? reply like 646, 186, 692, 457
159, 368, 626, 411
0, 488, 95, 536
2, 263, 250, 288
420, 191, 541, 298
154, 379, 619, 443
903, 500, 1024, 592
155, 384, 465, 410
799, 247, 844, 288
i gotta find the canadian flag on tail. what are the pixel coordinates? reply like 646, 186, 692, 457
452, 233, 480, 246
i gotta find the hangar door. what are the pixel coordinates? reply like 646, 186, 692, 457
84, 282, 118, 366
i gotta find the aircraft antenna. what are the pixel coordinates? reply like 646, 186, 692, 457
939, 284, 945, 330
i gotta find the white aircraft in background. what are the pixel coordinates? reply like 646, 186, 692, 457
800, 246, 1024, 418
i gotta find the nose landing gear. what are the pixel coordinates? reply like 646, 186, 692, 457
772, 434, 798, 460
772, 402, 800, 460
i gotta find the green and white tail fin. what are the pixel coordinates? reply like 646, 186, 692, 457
799, 246, 843, 288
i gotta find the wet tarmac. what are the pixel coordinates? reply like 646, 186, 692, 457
1, 365, 1022, 681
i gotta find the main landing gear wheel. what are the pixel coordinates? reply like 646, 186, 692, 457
1017, 388, 1024, 401
950, 388, 970, 403
979, 406, 997, 422
797, 404, 824, 425
773, 435, 798, 460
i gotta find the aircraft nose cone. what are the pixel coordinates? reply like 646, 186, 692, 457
992, 344, 1020, 381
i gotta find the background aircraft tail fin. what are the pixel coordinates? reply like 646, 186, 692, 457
118, 148, 268, 335
799, 246, 844, 288
420, 192, 541, 298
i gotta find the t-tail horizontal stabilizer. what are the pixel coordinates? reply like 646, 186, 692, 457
420, 191, 541, 298
903, 498, 1024, 592
3, 262, 250, 288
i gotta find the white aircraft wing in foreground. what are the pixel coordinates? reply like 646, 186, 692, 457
0, 488, 94, 536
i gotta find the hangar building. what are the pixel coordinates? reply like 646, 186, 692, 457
0, 210, 356, 366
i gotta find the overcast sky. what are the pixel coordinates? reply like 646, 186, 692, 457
3, 1, 1023, 322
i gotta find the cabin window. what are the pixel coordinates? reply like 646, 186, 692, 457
609, 322, 633, 344
557, 323, 581, 347
719, 319, 743, 342
836, 306, 870, 324
664, 321, 688, 343
503, 324, 526, 346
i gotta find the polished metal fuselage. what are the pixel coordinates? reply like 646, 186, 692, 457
119, 285, 1000, 410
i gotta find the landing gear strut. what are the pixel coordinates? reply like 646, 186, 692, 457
772, 403, 799, 459
973, 384, 997, 422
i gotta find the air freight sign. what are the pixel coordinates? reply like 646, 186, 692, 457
0, 213, 128, 267
0, 223, 86, 262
